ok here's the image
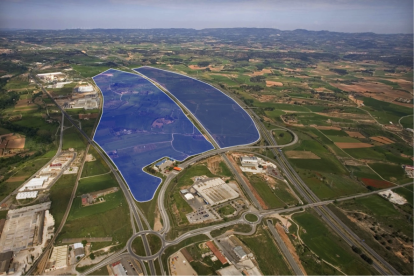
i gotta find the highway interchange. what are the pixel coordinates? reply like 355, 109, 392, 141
24, 69, 407, 276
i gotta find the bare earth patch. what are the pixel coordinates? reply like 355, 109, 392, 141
6, 138, 25, 149
312, 125, 342, 130
285, 151, 320, 159
370, 136, 394, 144
335, 142, 373, 149
345, 131, 365, 138
266, 81, 283, 87
6, 176, 28, 182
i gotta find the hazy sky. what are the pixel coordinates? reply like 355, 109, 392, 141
0, 0, 412, 34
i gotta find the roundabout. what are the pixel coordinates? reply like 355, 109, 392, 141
127, 230, 165, 261
243, 212, 260, 223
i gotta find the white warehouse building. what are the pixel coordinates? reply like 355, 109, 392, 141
193, 178, 239, 206
19, 176, 49, 191
240, 156, 258, 167
78, 85, 94, 93
16, 191, 38, 200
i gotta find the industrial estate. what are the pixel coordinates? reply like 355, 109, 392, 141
0, 24, 412, 276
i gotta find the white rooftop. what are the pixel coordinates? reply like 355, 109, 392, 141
16, 191, 38, 200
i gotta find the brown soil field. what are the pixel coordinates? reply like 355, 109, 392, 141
256, 95, 276, 102
15, 99, 33, 108
188, 65, 223, 71
266, 81, 283, 87
316, 112, 373, 121
348, 95, 364, 107
6, 138, 25, 149
361, 178, 394, 188
314, 87, 334, 93
285, 151, 320, 159
332, 81, 412, 107
335, 142, 373, 149
6, 176, 28, 182
345, 131, 365, 138
313, 125, 342, 130
250, 68, 273, 76
370, 136, 394, 144
205, 155, 222, 175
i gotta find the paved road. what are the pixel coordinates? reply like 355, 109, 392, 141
267, 220, 304, 275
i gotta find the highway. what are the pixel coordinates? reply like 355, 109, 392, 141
248, 110, 400, 275
267, 220, 304, 275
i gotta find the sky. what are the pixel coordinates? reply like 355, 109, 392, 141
0, 0, 412, 34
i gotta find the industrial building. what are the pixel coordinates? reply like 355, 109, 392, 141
45, 245, 68, 272
233, 246, 248, 260
36, 72, 66, 82
0, 202, 54, 253
240, 156, 258, 167
69, 98, 99, 110
16, 191, 38, 200
193, 178, 239, 206
73, 243, 85, 258
18, 176, 48, 191
77, 85, 94, 93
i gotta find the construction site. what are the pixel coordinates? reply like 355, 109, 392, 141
0, 133, 26, 157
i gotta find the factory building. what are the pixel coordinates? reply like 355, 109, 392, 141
240, 156, 258, 168
77, 85, 94, 93
0, 202, 54, 253
73, 243, 85, 258
19, 176, 49, 191
16, 191, 38, 200
193, 178, 239, 206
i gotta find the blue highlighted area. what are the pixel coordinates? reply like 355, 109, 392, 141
134, 67, 260, 148
93, 69, 214, 202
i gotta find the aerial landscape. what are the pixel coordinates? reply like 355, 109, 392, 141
0, 0, 412, 275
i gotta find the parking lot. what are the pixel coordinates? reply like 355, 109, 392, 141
186, 206, 220, 224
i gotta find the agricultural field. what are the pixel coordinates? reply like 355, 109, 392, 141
292, 210, 378, 275
329, 193, 414, 275
237, 226, 292, 275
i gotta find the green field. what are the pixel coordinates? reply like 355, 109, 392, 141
210, 224, 252, 238
131, 236, 146, 256
334, 195, 413, 237
362, 97, 413, 124
245, 213, 258, 222
329, 195, 413, 275
217, 204, 236, 216
237, 226, 292, 275
49, 174, 77, 227
369, 163, 409, 183
81, 147, 109, 177
147, 233, 162, 254
68, 191, 124, 220
399, 115, 413, 128
297, 170, 367, 200
272, 129, 294, 145
62, 127, 87, 150
293, 211, 377, 275
77, 173, 118, 195
247, 174, 287, 209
